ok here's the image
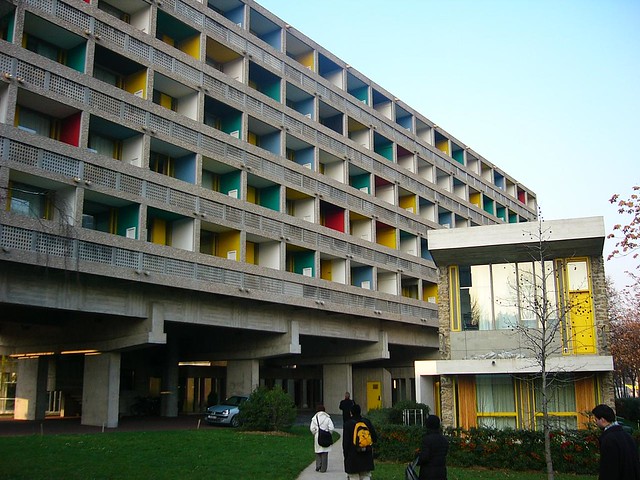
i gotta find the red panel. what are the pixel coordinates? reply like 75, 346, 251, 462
324, 207, 345, 232
60, 112, 82, 147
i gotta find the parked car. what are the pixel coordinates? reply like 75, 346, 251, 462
205, 395, 248, 427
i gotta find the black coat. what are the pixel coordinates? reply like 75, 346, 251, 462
342, 416, 378, 474
418, 429, 449, 480
339, 398, 355, 422
598, 424, 640, 480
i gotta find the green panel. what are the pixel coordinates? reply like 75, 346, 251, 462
260, 185, 280, 211
452, 150, 464, 164
67, 43, 86, 73
2, 12, 15, 42
220, 170, 241, 195
483, 198, 494, 215
293, 250, 314, 275
221, 113, 242, 135
351, 86, 368, 105
264, 79, 281, 102
350, 174, 370, 192
117, 204, 139, 237
376, 143, 393, 161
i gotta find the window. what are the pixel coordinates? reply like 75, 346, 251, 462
534, 375, 578, 430
7, 182, 51, 219
476, 375, 517, 428
456, 261, 558, 331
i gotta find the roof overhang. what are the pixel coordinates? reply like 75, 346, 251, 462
415, 355, 614, 376
427, 216, 605, 266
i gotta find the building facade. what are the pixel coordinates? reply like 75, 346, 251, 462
0, 0, 538, 427
415, 217, 614, 430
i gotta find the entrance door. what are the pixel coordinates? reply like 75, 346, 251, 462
366, 381, 382, 411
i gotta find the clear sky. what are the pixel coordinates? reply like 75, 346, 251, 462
256, 0, 640, 289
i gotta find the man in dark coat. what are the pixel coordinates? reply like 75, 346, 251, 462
339, 391, 355, 425
342, 404, 377, 480
418, 414, 449, 480
592, 404, 640, 480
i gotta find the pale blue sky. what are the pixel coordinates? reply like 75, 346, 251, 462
257, 0, 640, 288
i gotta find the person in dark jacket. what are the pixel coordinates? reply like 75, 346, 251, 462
339, 391, 355, 424
342, 404, 378, 480
591, 404, 640, 480
418, 414, 449, 480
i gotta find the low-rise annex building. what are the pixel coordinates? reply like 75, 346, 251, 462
416, 216, 614, 430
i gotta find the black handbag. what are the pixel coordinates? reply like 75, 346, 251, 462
316, 416, 333, 447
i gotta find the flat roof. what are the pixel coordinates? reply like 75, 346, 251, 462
427, 216, 605, 265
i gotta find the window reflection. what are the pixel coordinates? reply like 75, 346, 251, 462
458, 261, 559, 331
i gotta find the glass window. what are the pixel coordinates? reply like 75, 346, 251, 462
457, 261, 559, 331
492, 263, 518, 329
534, 376, 577, 430
476, 375, 517, 428
9, 183, 49, 219
566, 261, 589, 291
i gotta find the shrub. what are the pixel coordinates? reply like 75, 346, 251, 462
616, 397, 640, 429
374, 424, 424, 462
237, 386, 297, 432
374, 425, 602, 475
366, 401, 430, 427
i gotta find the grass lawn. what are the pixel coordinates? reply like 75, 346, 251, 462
0, 427, 598, 480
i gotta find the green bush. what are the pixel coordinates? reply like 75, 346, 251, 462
374, 425, 602, 475
366, 401, 430, 427
616, 397, 640, 429
374, 424, 424, 462
237, 386, 297, 432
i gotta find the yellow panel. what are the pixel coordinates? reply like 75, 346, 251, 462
570, 291, 596, 354
159, 92, 173, 110
246, 241, 255, 265
376, 227, 396, 249
296, 51, 315, 71
124, 69, 147, 98
150, 218, 167, 245
449, 266, 461, 331
366, 381, 382, 411
162, 34, 175, 46
247, 186, 256, 204
248, 131, 258, 146
320, 259, 332, 280
399, 194, 416, 212
423, 283, 438, 303
217, 230, 240, 260
436, 138, 450, 155
469, 192, 481, 207
179, 35, 200, 60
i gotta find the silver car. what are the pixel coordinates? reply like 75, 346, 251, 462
205, 395, 248, 427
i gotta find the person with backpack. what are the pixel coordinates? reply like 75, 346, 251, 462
342, 403, 378, 480
309, 404, 335, 473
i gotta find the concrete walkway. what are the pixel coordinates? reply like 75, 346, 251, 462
297, 428, 346, 480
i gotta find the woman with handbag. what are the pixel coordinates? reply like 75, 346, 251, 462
310, 404, 335, 473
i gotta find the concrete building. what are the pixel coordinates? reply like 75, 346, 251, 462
0, 0, 538, 427
415, 217, 614, 430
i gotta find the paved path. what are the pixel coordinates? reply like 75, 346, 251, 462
296, 428, 346, 480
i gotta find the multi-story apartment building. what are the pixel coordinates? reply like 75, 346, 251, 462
0, 0, 541, 427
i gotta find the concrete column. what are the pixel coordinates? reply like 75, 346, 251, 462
226, 360, 259, 396
323, 363, 352, 417
14, 357, 48, 420
82, 353, 121, 428
160, 340, 179, 417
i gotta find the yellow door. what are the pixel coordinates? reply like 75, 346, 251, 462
563, 259, 596, 354
366, 381, 382, 411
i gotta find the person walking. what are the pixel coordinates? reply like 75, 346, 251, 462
591, 404, 640, 480
310, 404, 334, 473
417, 414, 449, 480
342, 404, 377, 480
339, 392, 355, 425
